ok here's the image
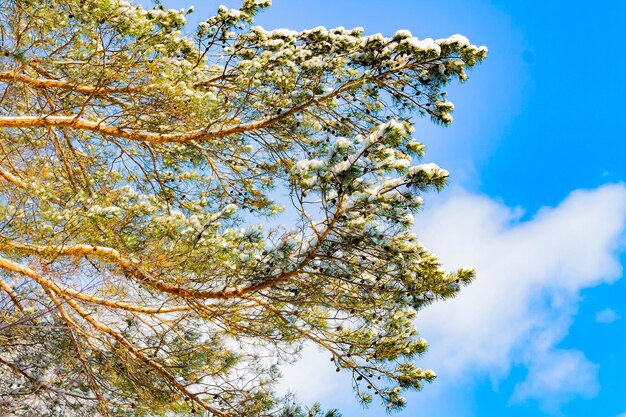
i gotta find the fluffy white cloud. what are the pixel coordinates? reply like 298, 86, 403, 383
278, 184, 626, 413
279, 345, 354, 408
414, 184, 626, 405
512, 348, 599, 407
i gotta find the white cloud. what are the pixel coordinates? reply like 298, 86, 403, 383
512, 349, 599, 407
278, 184, 626, 413
279, 345, 354, 408
595, 308, 621, 324
415, 184, 626, 406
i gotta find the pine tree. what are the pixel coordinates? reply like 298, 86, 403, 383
0, 0, 486, 415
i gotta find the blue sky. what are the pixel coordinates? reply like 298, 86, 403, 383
158, 1, 626, 415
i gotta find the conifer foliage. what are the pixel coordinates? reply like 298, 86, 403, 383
0, 0, 486, 415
